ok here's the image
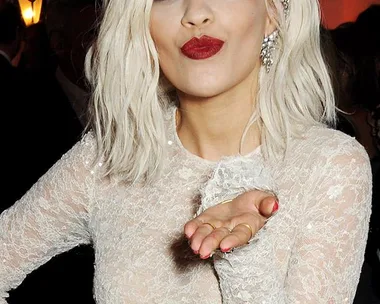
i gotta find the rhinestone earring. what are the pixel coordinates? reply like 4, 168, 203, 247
260, 30, 279, 73
281, 0, 290, 17
260, 0, 289, 72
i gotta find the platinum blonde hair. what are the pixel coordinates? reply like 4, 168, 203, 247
253, 0, 336, 158
85, 0, 168, 183
85, 0, 336, 184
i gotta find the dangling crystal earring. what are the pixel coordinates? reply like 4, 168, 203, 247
280, 0, 290, 17
260, 0, 289, 72
260, 30, 279, 73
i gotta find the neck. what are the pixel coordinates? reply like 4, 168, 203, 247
176, 78, 261, 161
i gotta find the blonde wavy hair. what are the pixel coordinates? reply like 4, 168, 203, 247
85, 0, 336, 184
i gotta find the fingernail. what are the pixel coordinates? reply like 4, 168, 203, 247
221, 247, 232, 253
200, 253, 210, 259
272, 200, 279, 214
193, 250, 199, 255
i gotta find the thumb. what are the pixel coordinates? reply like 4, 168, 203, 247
258, 196, 279, 218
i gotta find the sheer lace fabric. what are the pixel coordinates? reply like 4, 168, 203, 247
0, 106, 372, 303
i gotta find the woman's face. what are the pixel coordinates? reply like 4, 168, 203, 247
150, 0, 273, 98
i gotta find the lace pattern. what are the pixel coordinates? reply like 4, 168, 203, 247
207, 131, 372, 303
198, 152, 277, 214
0, 107, 372, 303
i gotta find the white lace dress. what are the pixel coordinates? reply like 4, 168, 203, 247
0, 107, 372, 303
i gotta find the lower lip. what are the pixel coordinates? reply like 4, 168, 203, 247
181, 43, 224, 60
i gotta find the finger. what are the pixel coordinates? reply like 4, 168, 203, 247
184, 218, 202, 239
198, 227, 232, 258
189, 223, 217, 254
258, 196, 279, 218
219, 212, 266, 251
184, 213, 217, 239
241, 190, 274, 212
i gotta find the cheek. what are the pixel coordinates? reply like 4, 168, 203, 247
150, 9, 165, 49
227, 23, 265, 73
222, 4, 267, 54
151, 35, 177, 78
150, 20, 176, 61
150, 16, 179, 80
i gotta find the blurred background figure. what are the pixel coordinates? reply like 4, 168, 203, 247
0, 1, 22, 69
1, 1, 93, 303
2, 15, 84, 209
328, 4, 380, 304
44, 0, 99, 127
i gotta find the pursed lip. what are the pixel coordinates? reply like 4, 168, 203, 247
180, 35, 225, 60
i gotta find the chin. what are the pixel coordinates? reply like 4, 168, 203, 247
180, 86, 224, 99
176, 79, 232, 99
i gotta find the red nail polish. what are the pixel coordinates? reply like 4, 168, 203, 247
221, 247, 232, 253
272, 201, 279, 213
193, 250, 199, 255
200, 253, 210, 259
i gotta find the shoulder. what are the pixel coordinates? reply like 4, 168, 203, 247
59, 131, 99, 172
301, 125, 360, 148
294, 125, 367, 156
287, 126, 370, 172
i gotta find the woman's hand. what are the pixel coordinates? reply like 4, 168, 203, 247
184, 190, 279, 259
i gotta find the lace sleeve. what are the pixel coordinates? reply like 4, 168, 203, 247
0, 134, 96, 303
198, 153, 278, 303
284, 138, 372, 303
198, 153, 276, 214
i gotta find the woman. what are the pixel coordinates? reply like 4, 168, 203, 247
0, 0, 371, 303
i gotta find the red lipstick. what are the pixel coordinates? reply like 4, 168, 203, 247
181, 35, 224, 60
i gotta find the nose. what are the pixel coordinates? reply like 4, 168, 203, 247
181, 0, 214, 29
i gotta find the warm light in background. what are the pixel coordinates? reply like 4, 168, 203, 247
319, 0, 380, 29
18, 0, 43, 27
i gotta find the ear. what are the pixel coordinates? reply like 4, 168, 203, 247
264, 11, 277, 36
263, 0, 280, 36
